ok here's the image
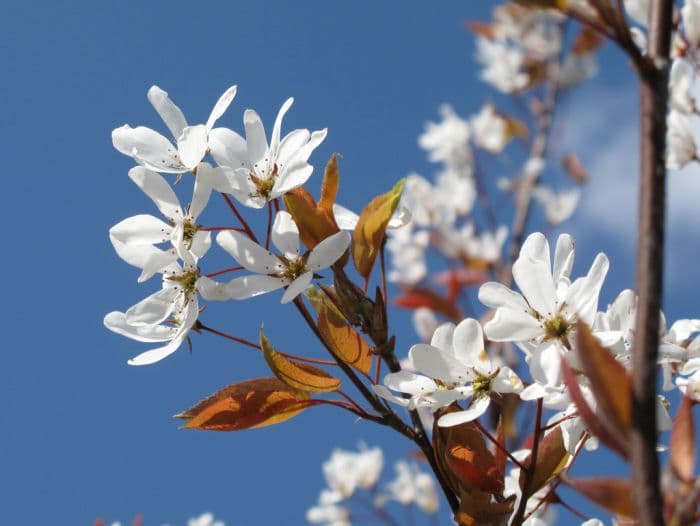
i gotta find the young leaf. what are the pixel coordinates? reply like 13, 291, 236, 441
394, 285, 462, 322
671, 395, 696, 482
316, 296, 373, 375
433, 413, 504, 495
176, 377, 312, 431
260, 329, 341, 393
281, 155, 340, 249
561, 359, 630, 459
352, 179, 405, 278
576, 321, 632, 437
518, 425, 569, 497
564, 477, 636, 519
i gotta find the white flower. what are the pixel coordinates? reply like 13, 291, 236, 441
667, 109, 697, 169
188, 512, 225, 526
418, 105, 472, 169
557, 53, 598, 89
209, 98, 327, 208
471, 104, 510, 153
434, 168, 477, 220
322, 444, 383, 498
475, 38, 529, 93
625, 0, 650, 27
676, 369, 700, 400
112, 85, 237, 174
216, 211, 350, 303
669, 59, 696, 113
435, 222, 507, 263
384, 461, 439, 514
413, 308, 439, 342
532, 186, 580, 226
109, 164, 224, 282
479, 233, 609, 388
386, 225, 430, 284
683, 0, 700, 47
306, 490, 350, 526
104, 262, 229, 365
375, 319, 522, 421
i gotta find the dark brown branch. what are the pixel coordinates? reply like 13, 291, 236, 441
631, 2, 672, 525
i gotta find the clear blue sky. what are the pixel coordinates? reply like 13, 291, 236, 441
1, 1, 696, 524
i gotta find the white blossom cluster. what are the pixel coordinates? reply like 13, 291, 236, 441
378, 231, 700, 453
105, 86, 350, 365
306, 444, 438, 526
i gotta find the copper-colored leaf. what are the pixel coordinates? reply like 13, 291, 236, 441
456, 489, 515, 526
494, 416, 507, 482
316, 297, 373, 375
519, 426, 569, 497
260, 329, 341, 393
505, 115, 529, 141
671, 395, 696, 482
562, 359, 629, 459
564, 477, 636, 519
576, 321, 632, 437
572, 25, 604, 56
319, 154, 339, 213
283, 187, 339, 250
562, 152, 588, 184
394, 286, 462, 322
465, 21, 497, 39
176, 377, 312, 431
352, 179, 405, 278
434, 413, 504, 495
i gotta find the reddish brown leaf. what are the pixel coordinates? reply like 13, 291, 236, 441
465, 21, 497, 39
494, 416, 507, 483
456, 489, 515, 526
518, 426, 569, 497
561, 359, 629, 459
434, 415, 504, 495
260, 329, 341, 393
176, 377, 312, 431
572, 25, 604, 56
562, 153, 588, 184
352, 179, 405, 278
564, 477, 636, 519
394, 286, 462, 322
576, 322, 632, 437
671, 395, 696, 482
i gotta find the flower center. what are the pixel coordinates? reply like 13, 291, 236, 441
181, 217, 198, 250
167, 268, 199, 297
281, 257, 308, 281
543, 315, 571, 341
250, 163, 279, 199
472, 373, 493, 398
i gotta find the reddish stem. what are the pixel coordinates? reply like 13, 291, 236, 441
205, 266, 244, 278
265, 201, 273, 250
220, 193, 258, 243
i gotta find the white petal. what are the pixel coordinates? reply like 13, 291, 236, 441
189, 163, 218, 219
281, 271, 313, 303
430, 323, 456, 353
563, 253, 609, 324
388, 206, 412, 229
438, 397, 491, 427
110, 237, 176, 277
483, 308, 542, 342
552, 234, 574, 283
272, 211, 301, 258
128, 301, 198, 366
147, 85, 187, 139
177, 125, 208, 169
190, 231, 212, 260
410, 344, 471, 384
216, 230, 284, 274
307, 231, 351, 270
137, 248, 180, 282
277, 129, 311, 167
197, 276, 232, 301
270, 97, 294, 155
128, 166, 183, 220
273, 159, 314, 196
209, 127, 248, 169
530, 344, 564, 386
513, 234, 556, 316
452, 318, 485, 366
332, 204, 360, 230
110, 214, 171, 245
490, 366, 523, 394
478, 282, 529, 311
244, 109, 268, 164
373, 385, 410, 407
206, 85, 237, 131
104, 311, 177, 342
112, 125, 184, 173
225, 274, 286, 300
383, 370, 437, 396
287, 128, 327, 165
125, 287, 179, 326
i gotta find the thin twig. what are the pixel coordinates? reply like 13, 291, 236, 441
220, 193, 258, 243
511, 398, 543, 526
474, 419, 527, 471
